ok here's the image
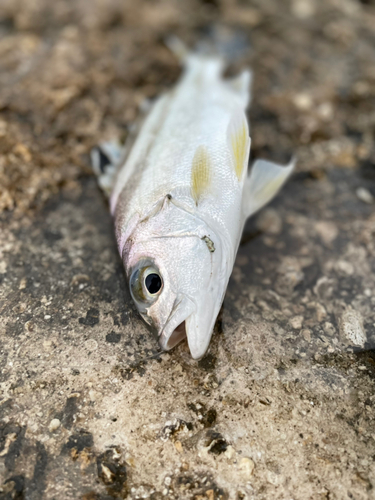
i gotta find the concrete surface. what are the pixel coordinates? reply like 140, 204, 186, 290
1, 0, 375, 499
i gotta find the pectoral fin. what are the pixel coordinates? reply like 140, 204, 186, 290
191, 145, 212, 205
91, 141, 125, 198
227, 110, 251, 182
242, 157, 295, 218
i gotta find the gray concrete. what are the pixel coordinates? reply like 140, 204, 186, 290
1, 0, 375, 498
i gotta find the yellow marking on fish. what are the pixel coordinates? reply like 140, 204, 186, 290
230, 121, 248, 180
191, 146, 212, 205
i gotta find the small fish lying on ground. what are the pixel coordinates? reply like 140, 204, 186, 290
92, 40, 294, 359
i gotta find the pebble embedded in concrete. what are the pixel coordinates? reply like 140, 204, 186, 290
339, 308, 366, 347
289, 316, 304, 329
356, 187, 373, 204
238, 457, 255, 478
48, 418, 61, 432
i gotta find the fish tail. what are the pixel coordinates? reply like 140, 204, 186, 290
166, 26, 250, 65
165, 30, 252, 104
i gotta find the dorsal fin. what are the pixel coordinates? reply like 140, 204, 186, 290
191, 145, 212, 205
227, 69, 252, 107
227, 110, 251, 182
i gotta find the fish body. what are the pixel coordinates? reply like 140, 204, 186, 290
106, 50, 294, 359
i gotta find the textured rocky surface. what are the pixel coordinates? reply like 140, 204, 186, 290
1, 0, 375, 499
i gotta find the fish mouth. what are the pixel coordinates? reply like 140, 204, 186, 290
159, 296, 195, 352
166, 321, 186, 349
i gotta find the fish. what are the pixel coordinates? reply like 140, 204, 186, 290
91, 42, 294, 360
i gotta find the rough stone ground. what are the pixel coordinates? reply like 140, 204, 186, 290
1, 0, 375, 499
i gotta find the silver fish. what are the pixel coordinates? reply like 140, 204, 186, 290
92, 44, 294, 359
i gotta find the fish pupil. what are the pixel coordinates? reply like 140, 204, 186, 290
145, 273, 162, 294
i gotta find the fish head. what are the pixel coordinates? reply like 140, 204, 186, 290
123, 199, 227, 359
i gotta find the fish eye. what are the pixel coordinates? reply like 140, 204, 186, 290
129, 264, 163, 307
145, 272, 162, 295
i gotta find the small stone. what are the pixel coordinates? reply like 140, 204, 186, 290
336, 260, 354, 276
13, 143, 32, 162
339, 308, 366, 348
19, 277, 27, 290
291, 0, 315, 19
43, 340, 53, 351
224, 445, 235, 460
71, 274, 91, 287
289, 316, 304, 330
84, 339, 98, 351
317, 102, 334, 121
316, 303, 327, 322
24, 320, 34, 332
89, 390, 96, 402
356, 187, 373, 205
206, 490, 215, 500
315, 221, 338, 245
174, 441, 183, 454
101, 464, 113, 482
323, 322, 336, 337
239, 457, 255, 477
49, 418, 61, 432
164, 477, 171, 486
314, 277, 334, 300
293, 92, 313, 110
301, 329, 311, 342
